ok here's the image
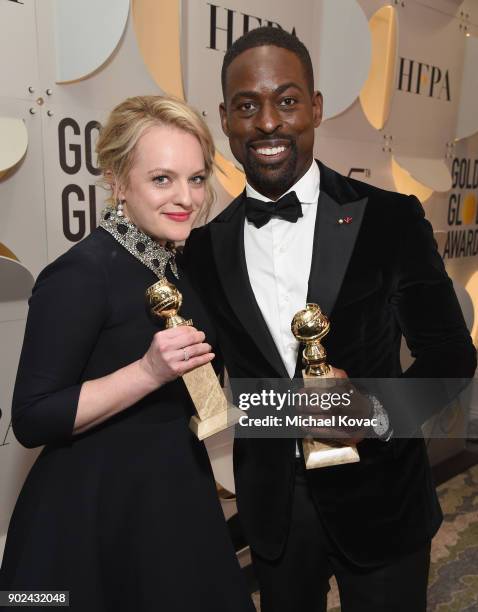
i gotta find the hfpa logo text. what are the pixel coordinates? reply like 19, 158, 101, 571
398, 57, 451, 101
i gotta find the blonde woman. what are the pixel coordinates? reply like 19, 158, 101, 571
0, 96, 254, 612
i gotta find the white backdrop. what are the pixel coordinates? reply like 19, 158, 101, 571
1, 0, 478, 561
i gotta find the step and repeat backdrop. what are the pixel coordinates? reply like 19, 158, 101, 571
1, 0, 478, 556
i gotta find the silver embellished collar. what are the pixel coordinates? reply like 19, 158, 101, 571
99, 206, 178, 279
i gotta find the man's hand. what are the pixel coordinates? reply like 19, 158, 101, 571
295, 367, 374, 445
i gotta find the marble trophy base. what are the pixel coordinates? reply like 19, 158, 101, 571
302, 372, 360, 470
190, 406, 243, 440
303, 437, 360, 469
183, 362, 242, 441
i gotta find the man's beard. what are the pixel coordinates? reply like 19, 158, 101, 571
243, 142, 298, 198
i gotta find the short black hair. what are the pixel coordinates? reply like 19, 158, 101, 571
221, 27, 315, 98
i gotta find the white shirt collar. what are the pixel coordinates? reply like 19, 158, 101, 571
245, 159, 320, 205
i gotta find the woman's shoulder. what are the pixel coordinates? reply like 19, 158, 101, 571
61, 226, 116, 260
36, 227, 116, 286
25, 228, 117, 317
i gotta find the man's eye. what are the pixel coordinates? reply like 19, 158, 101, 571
239, 102, 256, 112
280, 97, 297, 107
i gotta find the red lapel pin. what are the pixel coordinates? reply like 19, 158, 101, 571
338, 216, 353, 225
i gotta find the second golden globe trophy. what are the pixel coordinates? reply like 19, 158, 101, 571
146, 277, 242, 440
291, 304, 360, 469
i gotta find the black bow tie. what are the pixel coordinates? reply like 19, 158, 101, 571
245, 191, 303, 229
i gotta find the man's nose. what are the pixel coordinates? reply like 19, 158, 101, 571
255, 101, 282, 134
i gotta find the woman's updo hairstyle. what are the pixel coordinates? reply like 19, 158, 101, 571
96, 95, 216, 216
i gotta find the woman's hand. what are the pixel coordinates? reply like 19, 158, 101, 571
75, 326, 214, 435
139, 326, 214, 386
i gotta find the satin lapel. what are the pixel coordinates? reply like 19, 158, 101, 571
307, 190, 368, 316
210, 198, 289, 378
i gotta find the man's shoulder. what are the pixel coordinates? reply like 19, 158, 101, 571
319, 160, 422, 221
189, 192, 244, 239
211, 191, 245, 223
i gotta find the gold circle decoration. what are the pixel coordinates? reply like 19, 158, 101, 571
0, 243, 19, 262
466, 271, 478, 345
0, 117, 28, 180
359, 5, 398, 130
462, 194, 477, 225
131, 0, 245, 197
0, 243, 35, 304
55, 0, 130, 84
215, 153, 246, 199
391, 157, 434, 203
132, 0, 184, 100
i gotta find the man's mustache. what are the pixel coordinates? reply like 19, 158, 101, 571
246, 135, 296, 148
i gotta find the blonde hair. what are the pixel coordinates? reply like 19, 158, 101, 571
96, 95, 215, 218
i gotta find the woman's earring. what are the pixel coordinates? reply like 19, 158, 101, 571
117, 199, 125, 218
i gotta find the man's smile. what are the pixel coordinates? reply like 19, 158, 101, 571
249, 139, 292, 164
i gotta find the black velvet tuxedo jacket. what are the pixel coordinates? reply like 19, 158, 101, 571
183, 161, 476, 566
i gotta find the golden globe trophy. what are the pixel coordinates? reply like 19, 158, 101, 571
291, 303, 360, 469
146, 277, 242, 440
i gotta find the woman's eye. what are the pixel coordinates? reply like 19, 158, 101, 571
190, 175, 206, 185
153, 175, 169, 185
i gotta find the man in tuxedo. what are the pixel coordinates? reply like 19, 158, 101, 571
184, 27, 476, 612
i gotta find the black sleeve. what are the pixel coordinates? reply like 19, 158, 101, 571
392, 196, 475, 379
12, 247, 108, 448
375, 196, 477, 434
182, 228, 225, 378
181, 226, 205, 275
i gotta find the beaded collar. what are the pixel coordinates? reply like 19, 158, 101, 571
99, 206, 179, 279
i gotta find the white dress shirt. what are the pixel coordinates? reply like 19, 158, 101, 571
244, 160, 320, 379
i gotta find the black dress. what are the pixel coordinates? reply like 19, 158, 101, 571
0, 228, 254, 612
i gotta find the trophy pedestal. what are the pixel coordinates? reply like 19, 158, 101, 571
183, 362, 242, 440
291, 303, 362, 470
303, 437, 360, 469
302, 371, 360, 470
190, 406, 243, 440
147, 278, 241, 441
